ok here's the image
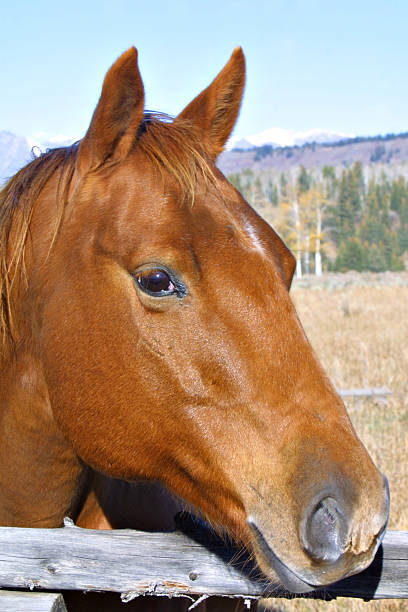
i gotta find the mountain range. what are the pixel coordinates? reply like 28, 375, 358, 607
0, 126, 354, 184
0, 131, 74, 185
1, 127, 408, 185
0, 131, 33, 184
218, 131, 408, 176
227, 127, 352, 150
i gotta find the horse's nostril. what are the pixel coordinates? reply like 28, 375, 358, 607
301, 497, 347, 563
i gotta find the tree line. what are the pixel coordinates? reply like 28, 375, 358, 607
227, 163, 407, 276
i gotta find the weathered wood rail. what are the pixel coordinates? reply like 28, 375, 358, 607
338, 386, 392, 398
0, 590, 67, 612
0, 521, 407, 608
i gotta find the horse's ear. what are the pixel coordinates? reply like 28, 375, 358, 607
78, 47, 144, 174
176, 48, 245, 160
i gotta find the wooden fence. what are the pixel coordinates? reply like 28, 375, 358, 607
338, 386, 392, 399
0, 519, 407, 611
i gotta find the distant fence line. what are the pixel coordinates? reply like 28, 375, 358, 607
338, 386, 392, 398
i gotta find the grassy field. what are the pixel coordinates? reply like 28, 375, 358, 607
261, 273, 408, 612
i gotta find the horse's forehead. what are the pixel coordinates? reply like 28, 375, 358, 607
84, 155, 283, 267
226, 214, 269, 256
194, 190, 281, 260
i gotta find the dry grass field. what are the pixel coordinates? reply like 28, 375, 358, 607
261, 273, 408, 612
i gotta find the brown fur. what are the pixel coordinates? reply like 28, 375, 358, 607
0, 46, 388, 611
0, 114, 216, 358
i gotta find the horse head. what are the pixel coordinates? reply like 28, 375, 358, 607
4, 47, 389, 593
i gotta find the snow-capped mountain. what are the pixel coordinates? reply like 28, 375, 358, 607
0, 131, 33, 184
227, 127, 353, 150
0, 131, 76, 184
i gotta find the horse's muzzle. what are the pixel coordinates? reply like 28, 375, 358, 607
248, 519, 317, 593
248, 475, 390, 593
299, 475, 389, 566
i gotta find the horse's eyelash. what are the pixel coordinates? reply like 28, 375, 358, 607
173, 279, 188, 298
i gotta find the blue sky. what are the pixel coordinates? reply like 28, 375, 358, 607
2, 0, 408, 143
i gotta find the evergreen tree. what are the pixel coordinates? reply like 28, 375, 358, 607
267, 180, 279, 206
389, 236, 405, 270
360, 180, 385, 245
335, 238, 365, 272
390, 176, 406, 213
297, 165, 311, 194
322, 165, 337, 200
331, 170, 356, 245
366, 243, 388, 272
279, 172, 288, 199
352, 162, 365, 198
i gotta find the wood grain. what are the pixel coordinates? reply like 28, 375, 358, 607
0, 525, 407, 601
0, 590, 67, 612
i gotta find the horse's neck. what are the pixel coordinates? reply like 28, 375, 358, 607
0, 350, 84, 527
0, 350, 182, 531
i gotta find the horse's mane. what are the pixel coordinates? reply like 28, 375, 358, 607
0, 113, 216, 356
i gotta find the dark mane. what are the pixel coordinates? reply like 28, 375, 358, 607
0, 143, 78, 355
0, 114, 216, 356
138, 112, 216, 199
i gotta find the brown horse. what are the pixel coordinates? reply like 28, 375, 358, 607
0, 47, 389, 608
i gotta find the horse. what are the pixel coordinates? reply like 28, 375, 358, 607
0, 47, 389, 610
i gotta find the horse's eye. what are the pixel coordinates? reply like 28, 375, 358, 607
135, 269, 175, 296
